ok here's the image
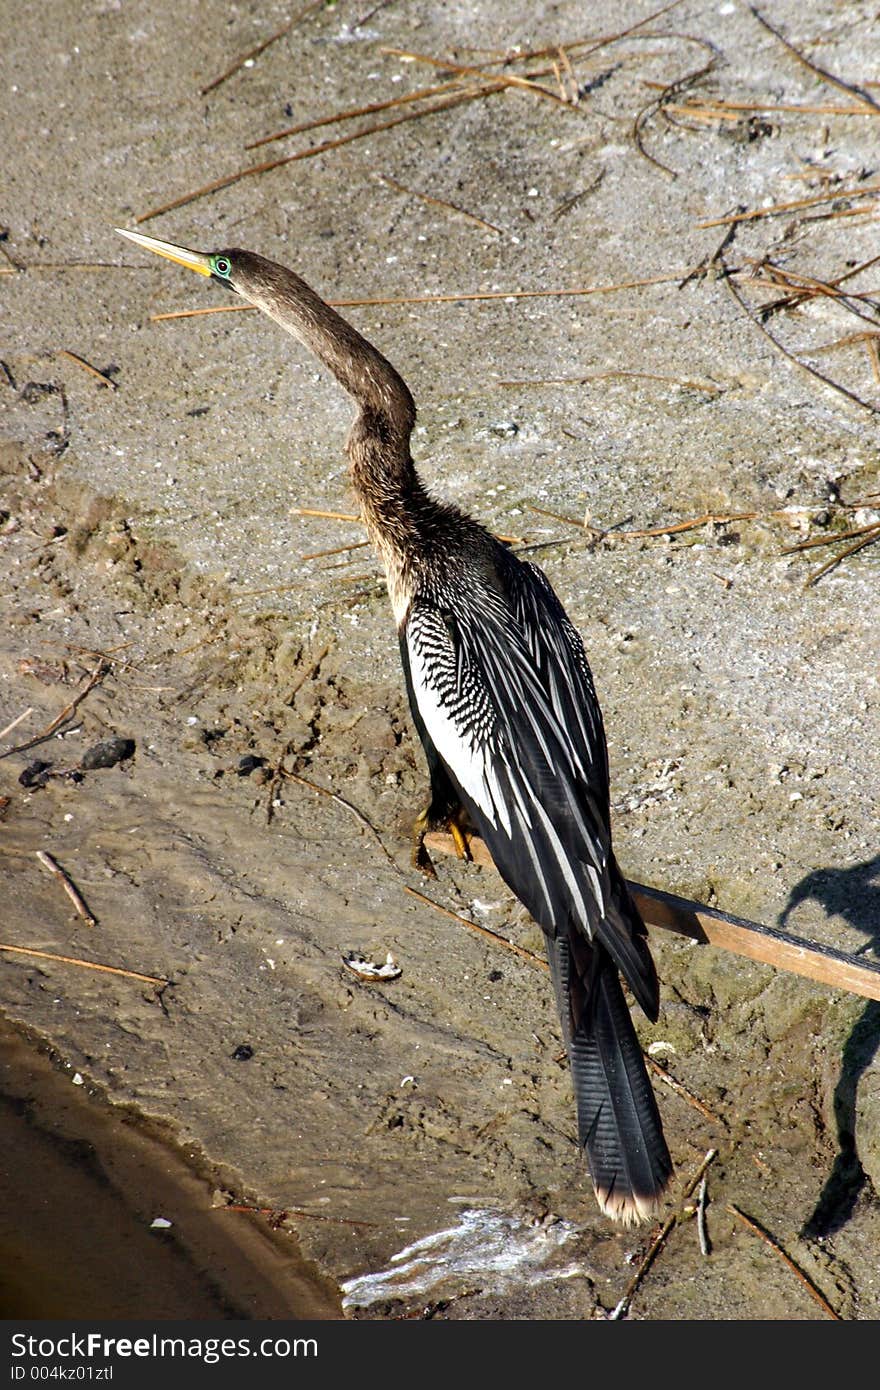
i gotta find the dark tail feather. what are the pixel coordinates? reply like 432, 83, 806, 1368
547, 933, 673, 1225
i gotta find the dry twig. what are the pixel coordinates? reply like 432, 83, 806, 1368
0, 661, 109, 761
666, 96, 880, 120
403, 885, 547, 967
379, 173, 504, 235
727, 1203, 841, 1319
509, 0, 687, 66
291, 506, 361, 523
283, 644, 330, 702
0, 943, 167, 987
717, 248, 880, 417
741, 263, 880, 329
499, 368, 720, 394
697, 181, 880, 229
200, 0, 325, 95
633, 47, 718, 176
36, 851, 97, 928
135, 86, 502, 223
245, 77, 475, 149
300, 539, 370, 562
148, 271, 692, 322
0, 707, 35, 743
278, 768, 398, 870
379, 45, 569, 105
647, 1056, 727, 1128
609, 1148, 718, 1319
749, 6, 880, 113
57, 350, 119, 390
799, 523, 880, 586
223, 1202, 376, 1228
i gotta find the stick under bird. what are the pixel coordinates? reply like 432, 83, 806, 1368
116, 227, 673, 1224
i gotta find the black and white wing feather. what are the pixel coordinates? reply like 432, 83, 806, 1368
404, 560, 656, 1015
403, 550, 673, 1223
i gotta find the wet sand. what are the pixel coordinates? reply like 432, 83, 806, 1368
0, 1018, 343, 1319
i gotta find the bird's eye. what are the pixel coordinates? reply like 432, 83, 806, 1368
211, 256, 232, 278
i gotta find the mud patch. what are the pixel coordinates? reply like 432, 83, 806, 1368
0, 1017, 343, 1319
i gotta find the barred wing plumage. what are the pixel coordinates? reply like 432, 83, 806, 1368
404, 562, 656, 1014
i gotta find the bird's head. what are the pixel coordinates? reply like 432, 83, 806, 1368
116, 227, 250, 294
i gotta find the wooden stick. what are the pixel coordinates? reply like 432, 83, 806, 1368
423, 832, 880, 1002
36, 851, 97, 928
150, 305, 256, 322
741, 264, 880, 329
727, 1203, 841, 1319
635, 882, 880, 1003
803, 524, 880, 586
279, 768, 398, 869
647, 1056, 727, 1127
300, 539, 370, 562
283, 644, 330, 702
718, 249, 880, 417
441, 0, 686, 69
291, 506, 361, 522
0, 943, 167, 987
223, 1203, 376, 1228
527, 502, 594, 529
782, 522, 880, 554
617, 510, 757, 539
667, 97, 880, 119
498, 369, 721, 394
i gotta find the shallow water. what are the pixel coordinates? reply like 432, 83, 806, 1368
0, 1019, 343, 1320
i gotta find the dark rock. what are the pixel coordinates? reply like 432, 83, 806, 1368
236, 754, 266, 777
81, 737, 136, 770
19, 759, 52, 788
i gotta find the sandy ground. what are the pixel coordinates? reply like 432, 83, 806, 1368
1, 0, 879, 1320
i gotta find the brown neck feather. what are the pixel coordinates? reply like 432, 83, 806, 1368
236, 252, 418, 524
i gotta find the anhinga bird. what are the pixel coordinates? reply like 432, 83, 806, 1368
116, 227, 673, 1224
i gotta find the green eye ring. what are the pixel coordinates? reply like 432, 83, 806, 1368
211, 255, 232, 279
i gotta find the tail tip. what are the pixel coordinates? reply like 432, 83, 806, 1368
594, 1175, 674, 1228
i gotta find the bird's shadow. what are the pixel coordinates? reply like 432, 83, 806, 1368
779, 854, 880, 1237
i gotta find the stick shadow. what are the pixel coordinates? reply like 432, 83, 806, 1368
779, 854, 880, 1237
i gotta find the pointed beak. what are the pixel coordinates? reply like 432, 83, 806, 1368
115, 227, 213, 277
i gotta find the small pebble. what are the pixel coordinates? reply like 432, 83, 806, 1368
236, 754, 266, 776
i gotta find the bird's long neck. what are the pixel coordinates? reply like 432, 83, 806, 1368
244, 254, 417, 502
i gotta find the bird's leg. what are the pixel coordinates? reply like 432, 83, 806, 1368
411, 774, 472, 877
412, 804, 439, 878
